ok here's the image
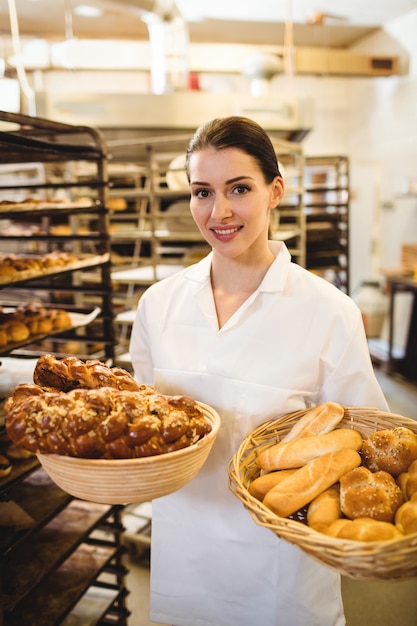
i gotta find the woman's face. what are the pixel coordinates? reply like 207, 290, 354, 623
188, 147, 284, 261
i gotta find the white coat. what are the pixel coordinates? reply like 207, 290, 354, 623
129, 241, 389, 626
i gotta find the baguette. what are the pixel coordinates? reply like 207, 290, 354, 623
262, 448, 361, 518
282, 402, 344, 443
257, 428, 363, 472
307, 485, 341, 531
248, 469, 298, 501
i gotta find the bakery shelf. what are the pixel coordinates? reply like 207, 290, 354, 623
111, 263, 184, 287
110, 229, 202, 242
0, 199, 96, 215
0, 468, 73, 554
4, 543, 125, 625
304, 156, 350, 293
0, 306, 101, 357
61, 585, 129, 626
0, 111, 127, 626
0, 254, 110, 287
0, 111, 105, 164
1, 499, 114, 611
0, 468, 129, 625
0, 110, 115, 363
0, 455, 39, 499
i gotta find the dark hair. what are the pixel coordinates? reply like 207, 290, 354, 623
185, 116, 282, 184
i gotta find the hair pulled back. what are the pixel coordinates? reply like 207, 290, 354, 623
185, 116, 282, 184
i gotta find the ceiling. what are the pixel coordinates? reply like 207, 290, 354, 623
1, 0, 417, 48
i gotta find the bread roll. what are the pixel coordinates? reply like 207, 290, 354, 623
324, 517, 403, 542
6, 443, 35, 459
307, 485, 341, 531
281, 402, 344, 442
0, 328, 7, 347
3, 320, 30, 342
248, 469, 297, 501
397, 459, 417, 499
361, 427, 417, 477
52, 309, 72, 330
0, 454, 12, 477
340, 466, 405, 523
395, 492, 417, 535
107, 197, 127, 211
0, 261, 17, 278
23, 317, 39, 334
36, 315, 54, 333
42, 250, 78, 268
256, 428, 363, 472
262, 448, 361, 518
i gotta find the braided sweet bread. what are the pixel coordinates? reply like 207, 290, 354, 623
5, 355, 211, 459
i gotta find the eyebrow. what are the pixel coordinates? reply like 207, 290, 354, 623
190, 175, 254, 186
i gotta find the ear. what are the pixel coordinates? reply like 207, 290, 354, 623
269, 176, 285, 209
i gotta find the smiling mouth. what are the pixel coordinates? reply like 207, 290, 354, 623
211, 226, 243, 235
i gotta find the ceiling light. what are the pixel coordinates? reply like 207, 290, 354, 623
74, 5, 102, 18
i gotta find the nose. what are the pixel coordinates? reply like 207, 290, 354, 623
211, 193, 232, 221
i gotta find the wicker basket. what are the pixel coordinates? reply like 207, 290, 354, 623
37, 402, 220, 505
228, 407, 417, 580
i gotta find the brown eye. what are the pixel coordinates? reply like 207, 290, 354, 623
195, 189, 210, 198
233, 185, 250, 194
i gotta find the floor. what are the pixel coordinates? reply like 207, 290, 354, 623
123, 366, 417, 626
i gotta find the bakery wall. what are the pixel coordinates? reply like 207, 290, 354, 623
1, 9, 417, 294
347, 9, 417, 288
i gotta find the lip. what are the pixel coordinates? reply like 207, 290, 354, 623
210, 225, 243, 241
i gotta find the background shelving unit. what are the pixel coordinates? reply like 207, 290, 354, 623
270, 136, 306, 267
0, 110, 116, 362
0, 111, 127, 625
0, 462, 129, 626
304, 155, 350, 293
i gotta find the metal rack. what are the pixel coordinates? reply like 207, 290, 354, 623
0, 110, 116, 362
0, 110, 126, 625
0, 464, 129, 625
304, 155, 350, 293
270, 136, 306, 267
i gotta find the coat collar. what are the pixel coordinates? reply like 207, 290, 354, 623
183, 240, 292, 294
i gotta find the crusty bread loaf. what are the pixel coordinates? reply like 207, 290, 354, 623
256, 428, 363, 472
248, 469, 297, 501
262, 448, 361, 518
395, 492, 417, 535
324, 517, 403, 542
339, 466, 405, 523
361, 427, 417, 477
281, 402, 344, 443
307, 485, 341, 531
